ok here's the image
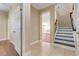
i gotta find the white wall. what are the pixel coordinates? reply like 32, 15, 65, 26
75, 4, 79, 55
8, 4, 21, 55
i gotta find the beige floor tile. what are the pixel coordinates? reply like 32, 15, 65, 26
31, 41, 75, 56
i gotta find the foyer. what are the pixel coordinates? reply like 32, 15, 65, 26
27, 3, 79, 56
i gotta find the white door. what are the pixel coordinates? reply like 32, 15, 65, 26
13, 6, 21, 55
9, 5, 22, 55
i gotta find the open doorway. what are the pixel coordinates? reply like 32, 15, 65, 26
40, 10, 51, 43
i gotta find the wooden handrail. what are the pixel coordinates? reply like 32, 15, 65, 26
70, 12, 76, 31
69, 4, 76, 31
55, 19, 57, 25
54, 19, 58, 33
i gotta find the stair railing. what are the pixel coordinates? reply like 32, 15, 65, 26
54, 19, 58, 33
70, 12, 76, 31
70, 4, 76, 31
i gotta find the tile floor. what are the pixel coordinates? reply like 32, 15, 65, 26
31, 41, 76, 56
41, 33, 51, 43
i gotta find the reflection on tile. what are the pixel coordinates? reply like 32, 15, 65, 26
31, 41, 75, 56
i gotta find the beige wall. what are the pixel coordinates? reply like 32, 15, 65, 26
22, 4, 55, 55
22, 3, 31, 55
22, 4, 41, 55
0, 12, 8, 40
51, 5, 56, 42
31, 6, 40, 43
56, 4, 73, 27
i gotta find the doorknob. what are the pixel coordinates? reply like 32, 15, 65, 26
13, 31, 16, 33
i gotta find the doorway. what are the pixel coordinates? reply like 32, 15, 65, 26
40, 10, 51, 43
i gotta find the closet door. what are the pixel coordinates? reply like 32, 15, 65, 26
13, 5, 22, 55
8, 4, 22, 55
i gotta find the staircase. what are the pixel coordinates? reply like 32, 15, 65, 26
54, 26, 75, 50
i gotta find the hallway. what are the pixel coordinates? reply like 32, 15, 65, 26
31, 41, 75, 56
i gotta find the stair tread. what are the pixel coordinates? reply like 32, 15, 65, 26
57, 29, 73, 31
58, 26, 72, 27
56, 34, 73, 36
54, 40, 74, 45
55, 37, 74, 42
56, 32, 73, 34
55, 26, 75, 49
58, 28, 72, 29
54, 43, 75, 51
56, 35, 73, 38
54, 41, 75, 47
58, 27, 72, 28
57, 30, 73, 32
56, 36, 73, 40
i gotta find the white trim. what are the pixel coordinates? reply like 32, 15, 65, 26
0, 38, 7, 41
9, 40, 15, 45
0, 38, 15, 44
30, 40, 39, 45
9, 40, 21, 55
23, 50, 31, 56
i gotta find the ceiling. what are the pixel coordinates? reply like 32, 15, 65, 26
0, 3, 14, 12
31, 3, 56, 10
0, 3, 56, 12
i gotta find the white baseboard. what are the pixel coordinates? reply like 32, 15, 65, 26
30, 40, 39, 45
0, 38, 7, 41
9, 40, 15, 45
